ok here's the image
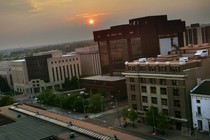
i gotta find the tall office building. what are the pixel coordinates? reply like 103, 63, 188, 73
184, 23, 210, 45
122, 43, 210, 134
93, 15, 185, 76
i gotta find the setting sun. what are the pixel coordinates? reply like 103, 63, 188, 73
89, 19, 94, 25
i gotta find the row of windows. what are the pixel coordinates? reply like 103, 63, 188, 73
130, 78, 180, 86
141, 106, 182, 118
50, 58, 79, 64
131, 95, 181, 107
131, 85, 180, 96
128, 65, 182, 72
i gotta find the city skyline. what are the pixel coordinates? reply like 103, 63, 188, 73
0, 0, 210, 50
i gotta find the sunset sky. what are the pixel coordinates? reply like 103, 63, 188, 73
0, 0, 210, 50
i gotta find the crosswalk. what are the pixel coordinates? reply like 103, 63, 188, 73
9, 106, 111, 140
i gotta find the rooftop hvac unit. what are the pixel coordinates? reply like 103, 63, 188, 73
179, 57, 188, 62
194, 49, 208, 57
139, 58, 147, 63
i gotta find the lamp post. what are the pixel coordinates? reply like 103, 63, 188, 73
111, 95, 120, 126
146, 107, 156, 133
101, 96, 104, 112
80, 91, 88, 113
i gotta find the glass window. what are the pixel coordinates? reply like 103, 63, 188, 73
150, 87, 156, 94
130, 78, 135, 82
160, 79, 166, 85
196, 100, 200, 103
197, 106, 201, 115
174, 100, 181, 107
175, 111, 181, 118
140, 78, 146, 83
141, 86, 147, 93
131, 95, 136, 101
161, 99, 168, 106
162, 109, 169, 115
160, 88, 167, 95
172, 80, 179, 85
131, 85, 135, 91
151, 97, 157, 104
173, 88, 179, 96
142, 96, 148, 103
150, 78, 156, 84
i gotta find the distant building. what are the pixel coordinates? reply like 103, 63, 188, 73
11, 50, 81, 94
190, 80, 210, 132
184, 23, 210, 46
0, 61, 13, 88
93, 15, 185, 76
75, 45, 101, 76
122, 43, 210, 134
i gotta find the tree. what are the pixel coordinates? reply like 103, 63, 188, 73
121, 108, 129, 124
127, 109, 138, 127
88, 93, 102, 112
0, 96, 15, 107
145, 106, 168, 133
37, 89, 56, 105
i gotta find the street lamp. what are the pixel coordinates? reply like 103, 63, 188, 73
80, 91, 88, 113
101, 96, 104, 112
111, 95, 120, 126
146, 107, 156, 133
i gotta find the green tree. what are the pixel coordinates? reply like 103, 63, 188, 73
0, 96, 15, 107
70, 76, 79, 90
63, 78, 71, 90
145, 106, 168, 133
121, 108, 129, 123
88, 93, 102, 112
127, 109, 138, 127
37, 89, 56, 105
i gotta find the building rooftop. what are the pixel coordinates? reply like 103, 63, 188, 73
82, 75, 125, 81
191, 80, 210, 95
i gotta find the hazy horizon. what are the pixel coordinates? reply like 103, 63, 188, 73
1, 0, 210, 50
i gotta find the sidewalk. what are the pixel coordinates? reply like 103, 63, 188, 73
12, 104, 145, 140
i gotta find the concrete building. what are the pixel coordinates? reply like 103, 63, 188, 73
75, 45, 101, 76
184, 23, 210, 46
93, 15, 185, 76
190, 80, 210, 132
0, 61, 13, 88
10, 50, 81, 94
122, 43, 210, 134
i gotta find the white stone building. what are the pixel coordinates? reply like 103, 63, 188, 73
190, 79, 210, 132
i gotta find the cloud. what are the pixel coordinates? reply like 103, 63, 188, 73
65, 12, 111, 21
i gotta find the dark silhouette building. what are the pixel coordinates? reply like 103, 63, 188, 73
93, 15, 185, 76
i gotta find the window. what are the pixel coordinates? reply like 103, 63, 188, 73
159, 66, 166, 72
150, 87, 156, 94
131, 85, 135, 91
162, 109, 169, 115
143, 106, 148, 111
130, 78, 135, 82
132, 104, 137, 110
197, 106, 201, 115
151, 97, 157, 104
141, 86, 147, 92
196, 100, 200, 103
140, 78, 146, 83
175, 111, 181, 118
160, 79, 166, 85
161, 99, 168, 106
174, 100, 180, 107
172, 80, 179, 85
131, 95, 136, 101
142, 96, 148, 103
173, 88, 179, 96
160, 88, 167, 95
150, 78, 156, 84
198, 120, 203, 130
